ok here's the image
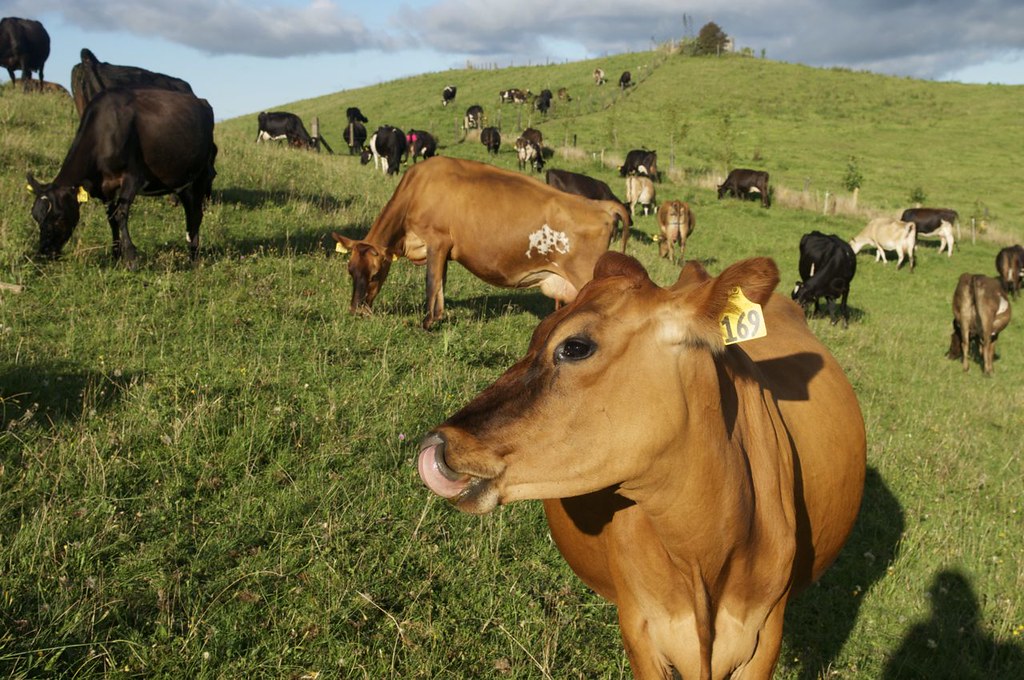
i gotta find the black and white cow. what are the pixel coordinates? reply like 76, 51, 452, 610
619, 149, 658, 179
480, 127, 501, 154
368, 125, 407, 175
900, 207, 958, 256
0, 17, 49, 87
442, 85, 457, 107
256, 111, 317, 150
792, 231, 857, 327
406, 129, 437, 163
593, 68, 606, 85
515, 137, 544, 173
499, 88, 529, 104
463, 105, 483, 130
718, 168, 771, 208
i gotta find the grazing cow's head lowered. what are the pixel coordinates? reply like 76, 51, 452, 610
418, 251, 866, 677
26, 176, 83, 258
331, 234, 394, 314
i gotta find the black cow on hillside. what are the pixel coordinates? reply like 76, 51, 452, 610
26, 89, 217, 268
406, 129, 437, 162
480, 127, 501, 154
619, 71, 632, 89
70, 48, 194, 117
346, 107, 368, 124
256, 111, 319, 150
619, 149, 658, 179
718, 168, 771, 208
535, 89, 553, 114
0, 17, 49, 87
792, 231, 857, 327
546, 169, 631, 251
343, 121, 367, 154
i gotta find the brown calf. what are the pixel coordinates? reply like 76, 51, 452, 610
947, 273, 1012, 375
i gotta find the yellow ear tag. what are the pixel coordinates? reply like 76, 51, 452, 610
720, 287, 767, 345
76, 186, 90, 203
334, 242, 349, 254
26, 183, 35, 194
391, 254, 399, 262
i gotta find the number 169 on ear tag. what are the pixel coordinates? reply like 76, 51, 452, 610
720, 287, 768, 345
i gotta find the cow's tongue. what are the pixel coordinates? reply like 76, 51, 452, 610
417, 444, 468, 499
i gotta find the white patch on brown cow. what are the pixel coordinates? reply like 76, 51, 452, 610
526, 225, 571, 258
998, 297, 1010, 315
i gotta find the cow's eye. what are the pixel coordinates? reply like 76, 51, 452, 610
554, 336, 596, 363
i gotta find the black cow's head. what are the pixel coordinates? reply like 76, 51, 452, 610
27, 174, 84, 258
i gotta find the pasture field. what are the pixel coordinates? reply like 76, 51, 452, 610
1, 51, 1023, 679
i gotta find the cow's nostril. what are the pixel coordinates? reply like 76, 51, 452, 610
418, 432, 460, 482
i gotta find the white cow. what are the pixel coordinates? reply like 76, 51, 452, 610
849, 217, 917, 270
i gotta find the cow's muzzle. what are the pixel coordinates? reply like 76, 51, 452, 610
417, 432, 469, 499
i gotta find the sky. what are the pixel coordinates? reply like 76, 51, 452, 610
3, 0, 1023, 121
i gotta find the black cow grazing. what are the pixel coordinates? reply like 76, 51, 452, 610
463, 104, 483, 130
535, 89, 553, 114
900, 207, 958, 256
346, 106, 368, 124
0, 17, 49, 88
619, 71, 632, 89
947, 273, 1012, 375
343, 120, 367, 154
619, 149, 658, 179
499, 88, 529, 104
546, 169, 631, 251
70, 48, 193, 117
369, 125, 407, 175
442, 85, 457, 107
26, 89, 216, 268
256, 111, 318, 150
406, 129, 437, 163
792, 231, 857, 328
480, 127, 501, 154
718, 168, 771, 208
996, 245, 1024, 299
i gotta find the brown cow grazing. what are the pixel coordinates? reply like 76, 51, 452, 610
331, 156, 630, 329
995, 244, 1024, 298
656, 199, 695, 263
947, 273, 1012, 375
418, 252, 866, 679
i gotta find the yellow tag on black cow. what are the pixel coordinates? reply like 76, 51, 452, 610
720, 287, 767, 345
76, 186, 89, 203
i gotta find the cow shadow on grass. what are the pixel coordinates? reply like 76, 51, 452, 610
210, 229, 337, 258
0, 363, 137, 431
447, 291, 557, 322
882, 569, 1024, 678
800, 303, 867, 326
784, 466, 905, 679
213, 186, 353, 214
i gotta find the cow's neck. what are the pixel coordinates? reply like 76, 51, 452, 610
620, 347, 798, 607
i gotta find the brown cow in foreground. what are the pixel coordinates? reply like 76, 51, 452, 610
947, 273, 1011, 375
418, 253, 866, 678
656, 199, 695, 263
332, 156, 630, 329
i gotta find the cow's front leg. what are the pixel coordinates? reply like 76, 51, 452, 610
422, 247, 450, 329
106, 198, 138, 268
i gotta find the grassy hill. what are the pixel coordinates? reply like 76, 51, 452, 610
0, 52, 1022, 679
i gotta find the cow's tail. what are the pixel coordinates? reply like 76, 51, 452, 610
611, 201, 631, 252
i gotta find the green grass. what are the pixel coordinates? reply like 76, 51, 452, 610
1, 53, 1023, 678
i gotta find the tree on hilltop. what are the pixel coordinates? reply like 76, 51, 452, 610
694, 22, 729, 56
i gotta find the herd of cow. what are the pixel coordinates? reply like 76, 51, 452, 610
6, 14, 1022, 679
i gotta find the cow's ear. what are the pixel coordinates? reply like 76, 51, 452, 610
331, 232, 356, 255
660, 257, 779, 351
672, 260, 711, 290
593, 251, 650, 285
